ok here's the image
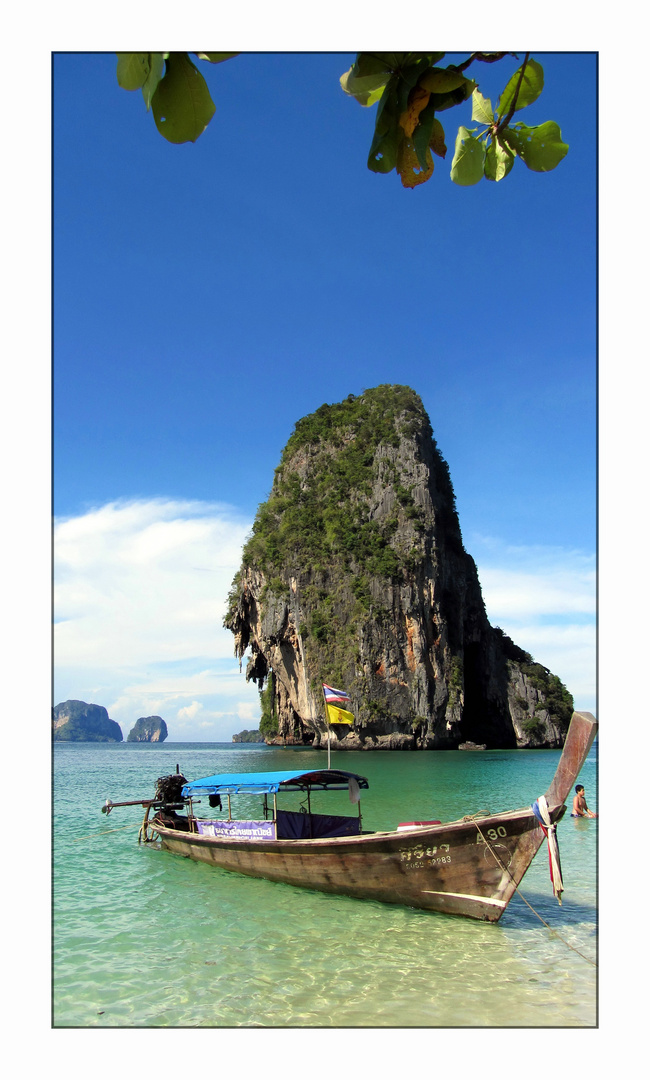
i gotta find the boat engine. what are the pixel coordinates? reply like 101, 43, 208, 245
155, 772, 188, 807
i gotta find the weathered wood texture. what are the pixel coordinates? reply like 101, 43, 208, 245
155, 806, 559, 921
150, 711, 597, 922
544, 711, 597, 807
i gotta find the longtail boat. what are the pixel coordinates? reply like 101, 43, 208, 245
102, 710, 597, 922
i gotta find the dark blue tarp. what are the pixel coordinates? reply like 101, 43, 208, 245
276, 809, 361, 839
182, 769, 369, 797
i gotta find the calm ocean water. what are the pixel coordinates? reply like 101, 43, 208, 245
53, 739, 597, 1028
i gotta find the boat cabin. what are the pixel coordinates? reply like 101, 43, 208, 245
157, 769, 370, 841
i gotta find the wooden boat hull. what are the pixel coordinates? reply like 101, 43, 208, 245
146, 711, 596, 921
152, 804, 563, 922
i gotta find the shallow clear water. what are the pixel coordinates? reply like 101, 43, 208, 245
53, 740, 597, 1027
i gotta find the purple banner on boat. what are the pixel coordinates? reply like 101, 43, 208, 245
196, 819, 276, 840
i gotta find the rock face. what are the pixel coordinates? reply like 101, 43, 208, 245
52, 700, 123, 742
127, 716, 168, 742
225, 386, 573, 750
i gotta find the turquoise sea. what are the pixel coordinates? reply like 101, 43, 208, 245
53, 739, 597, 1028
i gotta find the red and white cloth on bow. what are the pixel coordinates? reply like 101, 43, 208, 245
532, 794, 565, 904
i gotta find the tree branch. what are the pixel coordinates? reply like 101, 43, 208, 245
452, 52, 512, 73
496, 52, 530, 133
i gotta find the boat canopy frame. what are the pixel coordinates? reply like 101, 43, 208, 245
181, 769, 369, 798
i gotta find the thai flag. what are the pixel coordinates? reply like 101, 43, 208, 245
323, 683, 351, 705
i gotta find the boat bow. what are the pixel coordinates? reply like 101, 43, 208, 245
543, 710, 598, 810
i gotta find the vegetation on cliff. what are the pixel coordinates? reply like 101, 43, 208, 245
227, 386, 458, 696
493, 627, 574, 734
225, 386, 573, 749
259, 679, 279, 738
236, 386, 450, 585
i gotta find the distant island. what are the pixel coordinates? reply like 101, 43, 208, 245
53, 700, 123, 742
232, 729, 264, 743
52, 701, 169, 743
127, 716, 168, 742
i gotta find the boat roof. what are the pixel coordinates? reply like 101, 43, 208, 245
181, 769, 369, 797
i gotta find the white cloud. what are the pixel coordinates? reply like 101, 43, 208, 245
54, 498, 251, 666
53, 499, 261, 740
237, 701, 259, 722
177, 701, 204, 722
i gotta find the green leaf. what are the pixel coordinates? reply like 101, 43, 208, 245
195, 53, 239, 63
426, 79, 476, 114
471, 89, 494, 125
341, 54, 411, 107
371, 52, 409, 70
450, 126, 486, 185
116, 53, 150, 91
412, 98, 439, 169
142, 53, 165, 111
429, 117, 447, 159
373, 77, 400, 136
352, 53, 401, 77
497, 58, 544, 117
399, 59, 436, 93
420, 67, 471, 95
151, 52, 216, 144
500, 126, 521, 155
367, 120, 402, 173
340, 67, 391, 107
507, 121, 568, 172
367, 78, 403, 172
370, 52, 444, 72
484, 135, 515, 181
342, 54, 447, 110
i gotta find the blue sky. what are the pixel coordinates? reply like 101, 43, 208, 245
53, 52, 597, 739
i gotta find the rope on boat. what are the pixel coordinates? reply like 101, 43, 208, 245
464, 813, 597, 968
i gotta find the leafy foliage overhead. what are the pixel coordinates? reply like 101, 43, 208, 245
116, 51, 237, 143
115, 52, 567, 187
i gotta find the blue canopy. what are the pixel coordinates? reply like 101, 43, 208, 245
181, 769, 369, 797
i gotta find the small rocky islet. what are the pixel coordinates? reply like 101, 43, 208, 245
126, 715, 168, 742
52, 701, 168, 743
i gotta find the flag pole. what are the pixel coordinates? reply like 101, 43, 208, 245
322, 684, 331, 769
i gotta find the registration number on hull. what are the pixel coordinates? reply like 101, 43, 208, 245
400, 843, 451, 869
476, 826, 508, 843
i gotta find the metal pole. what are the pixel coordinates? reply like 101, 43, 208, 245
322, 684, 331, 769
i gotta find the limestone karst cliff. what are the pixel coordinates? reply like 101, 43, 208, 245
127, 716, 168, 742
224, 386, 573, 750
52, 700, 123, 742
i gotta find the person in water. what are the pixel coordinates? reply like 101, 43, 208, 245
572, 784, 597, 817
